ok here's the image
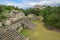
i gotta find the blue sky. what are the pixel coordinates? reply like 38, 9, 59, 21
0, 0, 60, 8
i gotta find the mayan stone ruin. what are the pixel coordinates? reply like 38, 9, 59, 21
0, 10, 39, 40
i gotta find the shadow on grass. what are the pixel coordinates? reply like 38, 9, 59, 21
44, 24, 60, 32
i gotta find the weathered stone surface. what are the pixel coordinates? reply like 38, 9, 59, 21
9, 18, 18, 22
0, 28, 27, 40
27, 14, 40, 21
9, 10, 25, 19
27, 14, 35, 17
3, 10, 25, 26
8, 21, 23, 32
1, 10, 37, 31
3, 19, 11, 26
0, 10, 38, 40
21, 20, 36, 30
34, 5, 46, 9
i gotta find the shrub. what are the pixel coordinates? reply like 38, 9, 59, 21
41, 6, 60, 28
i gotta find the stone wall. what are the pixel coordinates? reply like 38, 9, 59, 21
0, 10, 40, 40
21, 19, 36, 30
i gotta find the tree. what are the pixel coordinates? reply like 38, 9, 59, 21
22, 8, 40, 16
41, 6, 60, 28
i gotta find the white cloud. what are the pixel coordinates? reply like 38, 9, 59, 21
0, 0, 60, 8
21, 0, 60, 8
39, 0, 60, 5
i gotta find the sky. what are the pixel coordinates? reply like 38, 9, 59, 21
0, 0, 60, 8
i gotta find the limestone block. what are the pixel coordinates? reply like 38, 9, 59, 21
22, 20, 36, 30
3, 20, 11, 26
10, 18, 18, 22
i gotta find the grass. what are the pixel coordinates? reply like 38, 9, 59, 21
20, 20, 60, 40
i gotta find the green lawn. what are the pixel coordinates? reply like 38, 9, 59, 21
20, 20, 60, 40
